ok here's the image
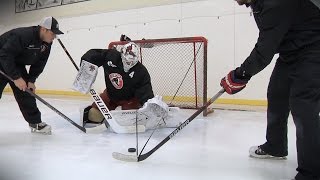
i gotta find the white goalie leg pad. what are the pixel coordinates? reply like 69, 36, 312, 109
72, 60, 98, 94
106, 107, 185, 132
80, 105, 146, 133
137, 96, 186, 129
107, 109, 148, 133
143, 106, 185, 129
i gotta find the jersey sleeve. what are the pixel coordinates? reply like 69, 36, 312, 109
134, 67, 154, 105
81, 49, 105, 67
0, 34, 23, 80
240, 0, 296, 76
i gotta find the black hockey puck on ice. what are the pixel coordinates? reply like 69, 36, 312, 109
128, 148, 136, 153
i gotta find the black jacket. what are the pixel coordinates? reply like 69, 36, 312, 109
240, 0, 320, 77
81, 49, 154, 105
0, 26, 51, 82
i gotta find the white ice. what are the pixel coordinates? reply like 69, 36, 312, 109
0, 94, 298, 180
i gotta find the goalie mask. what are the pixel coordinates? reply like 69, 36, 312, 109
121, 42, 140, 72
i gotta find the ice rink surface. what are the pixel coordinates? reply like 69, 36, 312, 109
0, 94, 298, 180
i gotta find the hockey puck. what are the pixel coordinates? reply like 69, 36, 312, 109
128, 148, 136, 153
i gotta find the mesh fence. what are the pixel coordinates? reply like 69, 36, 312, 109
109, 37, 207, 111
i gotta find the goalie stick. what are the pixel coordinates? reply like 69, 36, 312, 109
112, 88, 225, 162
0, 70, 86, 133
57, 38, 145, 133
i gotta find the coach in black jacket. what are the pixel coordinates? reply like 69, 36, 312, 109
220, 0, 320, 180
0, 17, 63, 134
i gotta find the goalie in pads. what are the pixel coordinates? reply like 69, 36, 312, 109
79, 42, 153, 125
76, 41, 183, 131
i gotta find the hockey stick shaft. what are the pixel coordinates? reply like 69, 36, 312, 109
0, 70, 86, 133
57, 39, 145, 133
57, 39, 79, 71
137, 88, 225, 161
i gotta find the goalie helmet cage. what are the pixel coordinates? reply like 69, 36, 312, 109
108, 36, 208, 116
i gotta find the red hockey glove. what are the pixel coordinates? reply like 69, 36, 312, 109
220, 68, 250, 94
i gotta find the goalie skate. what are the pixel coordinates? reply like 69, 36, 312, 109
79, 106, 105, 128
29, 122, 52, 135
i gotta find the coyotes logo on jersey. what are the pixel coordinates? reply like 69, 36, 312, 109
109, 73, 124, 89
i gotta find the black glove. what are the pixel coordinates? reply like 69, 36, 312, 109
120, 34, 131, 41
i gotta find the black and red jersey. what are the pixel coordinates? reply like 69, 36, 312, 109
81, 48, 154, 104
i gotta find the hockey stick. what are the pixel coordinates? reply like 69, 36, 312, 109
0, 70, 86, 133
57, 38, 145, 133
112, 88, 225, 162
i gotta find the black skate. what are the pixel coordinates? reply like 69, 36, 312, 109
29, 122, 52, 135
249, 146, 287, 160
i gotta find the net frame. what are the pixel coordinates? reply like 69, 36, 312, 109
108, 37, 208, 116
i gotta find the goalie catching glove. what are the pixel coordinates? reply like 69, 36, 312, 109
120, 34, 132, 41
137, 95, 169, 129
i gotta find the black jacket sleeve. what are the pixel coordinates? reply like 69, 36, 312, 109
28, 44, 51, 83
81, 49, 106, 67
0, 34, 23, 80
240, 0, 297, 76
134, 67, 154, 105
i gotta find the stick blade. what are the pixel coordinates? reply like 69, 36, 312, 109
112, 152, 138, 162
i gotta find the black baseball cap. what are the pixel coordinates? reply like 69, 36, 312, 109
39, 16, 64, 35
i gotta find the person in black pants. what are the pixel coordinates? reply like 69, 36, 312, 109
0, 17, 63, 134
220, 0, 320, 179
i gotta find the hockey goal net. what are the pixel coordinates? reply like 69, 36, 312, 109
108, 37, 208, 115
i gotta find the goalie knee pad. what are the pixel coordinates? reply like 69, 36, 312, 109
88, 108, 105, 123
80, 105, 104, 127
